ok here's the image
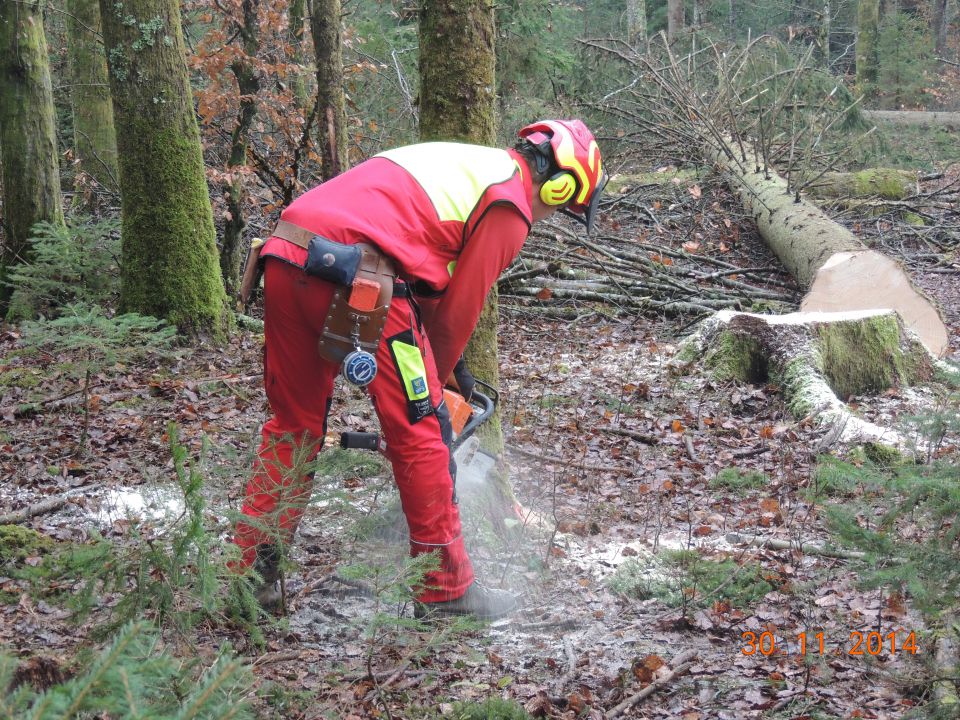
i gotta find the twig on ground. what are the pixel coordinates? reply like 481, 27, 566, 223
598, 426, 660, 445
725, 532, 865, 559
605, 649, 698, 719
0, 496, 70, 524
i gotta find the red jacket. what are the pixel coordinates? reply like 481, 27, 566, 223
261, 143, 534, 381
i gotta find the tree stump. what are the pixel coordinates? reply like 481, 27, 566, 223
675, 308, 934, 445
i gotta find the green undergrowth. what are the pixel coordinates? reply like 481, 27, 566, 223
609, 548, 778, 612
710, 467, 770, 493
834, 122, 959, 171
814, 397, 960, 715
0, 621, 251, 719
446, 697, 531, 719
12, 424, 268, 645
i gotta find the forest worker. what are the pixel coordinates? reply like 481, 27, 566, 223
233, 119, 607, 620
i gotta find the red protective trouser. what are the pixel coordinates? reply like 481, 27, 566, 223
233, 258, 474, 603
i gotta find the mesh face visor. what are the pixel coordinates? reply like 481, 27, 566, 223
561, 170, 608, 234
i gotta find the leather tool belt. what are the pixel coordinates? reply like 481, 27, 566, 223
270, 220, 397, 364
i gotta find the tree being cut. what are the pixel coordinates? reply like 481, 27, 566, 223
595, 34, 952, 435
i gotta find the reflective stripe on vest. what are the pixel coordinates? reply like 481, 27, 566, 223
377, 143, 520, 224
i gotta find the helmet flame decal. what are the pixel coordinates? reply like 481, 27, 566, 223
519, 119, 604, 209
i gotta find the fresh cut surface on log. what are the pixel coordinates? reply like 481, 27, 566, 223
802, 251, 949, 357
707, 140, 950, 356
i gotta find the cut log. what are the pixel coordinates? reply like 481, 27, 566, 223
610, 167, 915, 200
675, 308, 934, 445
801, 251, 950, 357
861, 110, 960, 128
806, 168, 915, 200
707, 142, 949, 356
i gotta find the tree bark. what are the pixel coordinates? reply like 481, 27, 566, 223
66, 0, 119, 203
419, 0, 503, 454
418, 0, 496, 145
861, 109, 960, 127
0, 0, 65, 310
692, 0, 706, 27
856, 0, 880, 91
221, 0, 261, 300
311, 0, 348, 180
931, 0, 952, 57
807, 168, 915, 199
99, 0, 228, 337
816, 1, 831, 66
707, 141, 948, 356
608, 167, 915, 199
667, 0, 685, 40
288, 0, 310, 110
626, 0, 646, 45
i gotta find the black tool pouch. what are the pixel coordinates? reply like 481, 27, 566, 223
305, 235, 362, 285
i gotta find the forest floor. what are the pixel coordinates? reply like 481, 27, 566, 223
1, 162, 959, 719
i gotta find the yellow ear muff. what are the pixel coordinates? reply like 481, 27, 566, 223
539, 172, 577, 206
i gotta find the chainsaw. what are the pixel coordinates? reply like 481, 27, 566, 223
339, 379, 499, 456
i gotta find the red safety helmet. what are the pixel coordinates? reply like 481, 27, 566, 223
518, 119, 607, 232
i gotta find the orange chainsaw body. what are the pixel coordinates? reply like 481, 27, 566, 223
443, 388, 473, 436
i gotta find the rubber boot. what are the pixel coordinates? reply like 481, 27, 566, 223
253, 545, 283, 611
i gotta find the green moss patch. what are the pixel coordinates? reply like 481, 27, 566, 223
0, 525, 55, 566
815, 313, 929, 398
609, 549, 778, 609
711, 467, 769, 493
705, 329, 768, 384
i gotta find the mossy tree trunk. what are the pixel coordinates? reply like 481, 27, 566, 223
0, 0, 65, 310
311, 0, 347, 180
856, 0, 880, 91
667, 0, 685, 41
679, 308, 933, 446
816, 1, 831, 66
98, 0, 228, 337
221, 0, 261, 300
288, 0, 310, 110
66, 0, 119, 203
626, 0, 646, 44
418, 0, 503, 456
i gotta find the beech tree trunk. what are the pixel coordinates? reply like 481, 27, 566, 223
66, 0, 119, 202
856, 0, 880, 90
931, 0, 952, 57
0, 0, 65, 310
99, 0, 228, 336
221, 0, 261, 300
311, 0, 348, 180
626, 0, 646, 44
419, 0, 504, 455
667, 0, 685, 40
708, 142, 948, 356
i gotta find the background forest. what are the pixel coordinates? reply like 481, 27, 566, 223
1, 0, 960, 718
